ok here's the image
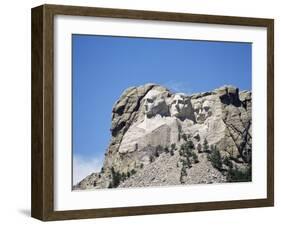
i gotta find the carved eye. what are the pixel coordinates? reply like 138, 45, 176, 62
147, 98, 153, 103
178, 100, 184, 104
204, 106, 210, 112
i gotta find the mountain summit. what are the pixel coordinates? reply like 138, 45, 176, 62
74, 84, 252, 190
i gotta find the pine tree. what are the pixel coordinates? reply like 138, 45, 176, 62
203, 138, 209, 152
208, 145, 222, 170
182, 133, 188, 141
191, 151, 199, 163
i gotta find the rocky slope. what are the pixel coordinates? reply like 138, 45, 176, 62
74, 84, 252, 190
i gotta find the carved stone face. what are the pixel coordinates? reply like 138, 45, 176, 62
193, 100, 212, 123
170, 94, 187, 118
143, 90, 168, 118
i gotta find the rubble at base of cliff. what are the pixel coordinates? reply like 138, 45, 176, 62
75, 84, 252, 190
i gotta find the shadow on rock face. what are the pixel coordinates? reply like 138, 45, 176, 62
219, 86, 241, 107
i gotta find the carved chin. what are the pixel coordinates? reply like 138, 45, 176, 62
171, 111, 180, 117
145, 111, 154, 118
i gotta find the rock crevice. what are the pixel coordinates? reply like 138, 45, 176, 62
74, 84, 252, 190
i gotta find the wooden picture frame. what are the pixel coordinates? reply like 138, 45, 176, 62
31, 4, 274, 221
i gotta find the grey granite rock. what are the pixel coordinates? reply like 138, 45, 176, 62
74, 84, 252, 190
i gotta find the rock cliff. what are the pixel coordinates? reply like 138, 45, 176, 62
74, 84, 252, 190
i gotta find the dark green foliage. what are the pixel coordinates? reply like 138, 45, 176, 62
110, 167, 139, 188
179, 139, 198, 182
180, 161, 187, 184
156, 145, 162, 152
110, 167, 121, 188
149, 155, 154, 163
180, 139, 195, 168
180, 157, 192, 184
121, 173, 126, 181
182, 133, 188, 141
187, 140, 195, 149
181, 140, 194, 151
155, 145, 162, 157
180, 174, 184, 184
180, 143, 185, 151
179, 148, 184, 157
155, 150, 159, 157
208, 145, 222, 170
179, 146, 184, 156
170, 149, 174, 156
223, 156, 233, 168
203, 138, 209, 152
191, 151, 199, 163
180, 157, 191, 168
181, 164, 187, 176
183, 145, 192, 158
186, 157, 192, 168
227, 166, 252, 182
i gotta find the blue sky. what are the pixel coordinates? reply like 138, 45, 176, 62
72, 34, 251, 184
